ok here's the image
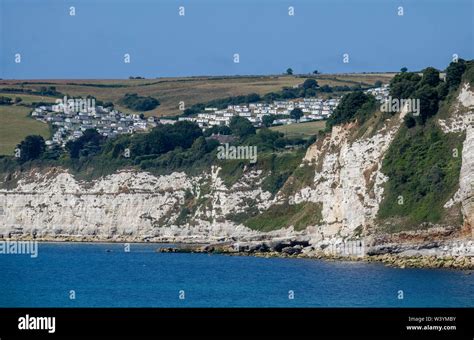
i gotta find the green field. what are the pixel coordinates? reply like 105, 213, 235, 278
0, 105, 50, 155
270, 120, 326, 139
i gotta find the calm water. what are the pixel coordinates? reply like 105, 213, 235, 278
1, 243, 473, 307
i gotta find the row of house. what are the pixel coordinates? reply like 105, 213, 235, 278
31, 85, 389, 147
178, 97, 341, 129
31, 105, 160, 147
365, 84, 390, 102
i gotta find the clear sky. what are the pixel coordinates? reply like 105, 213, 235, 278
1, 0, 473, 79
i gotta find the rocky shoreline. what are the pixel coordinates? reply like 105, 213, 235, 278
157, 241, 474, 270
4, 234, 473, 270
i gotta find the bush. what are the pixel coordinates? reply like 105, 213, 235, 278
118, 93, 160, 111
17, 135, 46, 162
326, 91, 375, 129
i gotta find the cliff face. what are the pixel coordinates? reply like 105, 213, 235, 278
440, 83, 474, 234
0, 84, 473, 256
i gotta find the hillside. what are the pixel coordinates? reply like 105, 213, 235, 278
0, 74, 393, 117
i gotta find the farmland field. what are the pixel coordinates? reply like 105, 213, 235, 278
0, 73, 394, 117
0, 105, 50, 155
270, 120, 326, 139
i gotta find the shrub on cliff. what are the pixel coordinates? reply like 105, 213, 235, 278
326, 91, 376, 129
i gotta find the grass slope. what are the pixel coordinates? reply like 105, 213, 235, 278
270, 120, 325, 140
0, 105, 50, 155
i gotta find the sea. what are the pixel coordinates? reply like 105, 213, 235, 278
1, 242, 473, 307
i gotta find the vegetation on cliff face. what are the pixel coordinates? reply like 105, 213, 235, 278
325, 91, 377, 130
377, 123, 464, 231
377, 61, 473, 232
242, 201, 323, 232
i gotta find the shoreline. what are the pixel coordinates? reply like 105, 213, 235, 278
4, 236, 473, 270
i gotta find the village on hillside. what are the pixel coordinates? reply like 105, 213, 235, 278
30, 84, 390, 148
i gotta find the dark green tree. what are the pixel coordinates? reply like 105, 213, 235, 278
17, 135, 45, 162
421, 67, 440, 87
389, 72, 421, 99
229, 116, 256, 137
446, 59, 466, 90
66, 129, 105, 159
326, 91, 374, 128
302, 79, 318, 89
414, 85, 439, 123
262, 115, 275, 127
290, 108, 304, 121
403, 115, 416, 128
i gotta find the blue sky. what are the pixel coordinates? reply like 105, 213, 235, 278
1, 0, 473, 79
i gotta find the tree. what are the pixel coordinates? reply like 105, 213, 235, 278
414, 85, 439, 123
313, 70, 319, 75
43, 144, 62, 160
229, 116, 256, 137
400, 67, 408, 73
0, 96, 12, 105
421, 67, 440, 87
437, 82, 449, 100
290, 108, 303, 121
286, 68, 293, 75
404, 115, 416, 128
389, 72, 421, 99
262, 115, 275, 127
17, 135, 45, 162
302, 79, 318, 89
203, 125, 232, 136
326, 91, 372, 128
374, 80, 383, 88
446, 59, 466, 90
118, 93, 160, 111
66, 129, 105, 158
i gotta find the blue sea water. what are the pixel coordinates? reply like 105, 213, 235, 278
0, 243, 473, 307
